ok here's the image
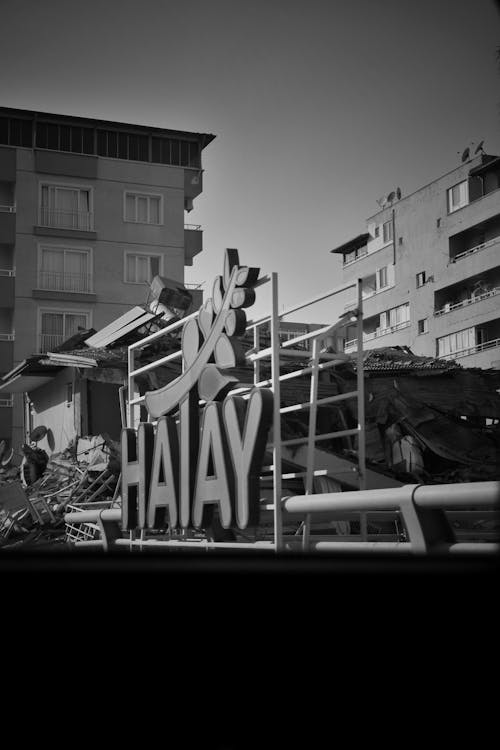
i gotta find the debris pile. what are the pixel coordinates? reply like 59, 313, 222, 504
0, 434, 121, 550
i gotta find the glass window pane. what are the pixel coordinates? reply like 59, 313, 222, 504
180, 141, 189, 166
128, 135, 138, 160
118, 132, 128, 159
82, 128, 94, 154
150, 256, 160, 277
126, 254, 136, 282
21, 120, 32, 147
125, 194, 135, 221
137, 196, 148, 222
70, 127, 82, 153
138, 136, 148, 161
149, 197, 160, 224
107, 131, 118, 157
171, 140, 180, 165
60, 126, 71, 151
152, 137, 162, 163
137, 256, 150, 283
0, 118, 8, 145
47, 124, 59, 149
36, 123, 47, 149
97, 130, 107, 155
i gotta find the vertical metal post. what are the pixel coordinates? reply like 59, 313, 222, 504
302, 336, 320, 551
270, 273, 283, 552
356, 278, 367, 540
253, 323, 260, 386
127, 346, 134, 429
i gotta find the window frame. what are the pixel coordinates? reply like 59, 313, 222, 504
38, 180, 94, 231
417, 318, 428, 335
37, 306, 92, 353
382, 220, 393, 244
123, 251, 164, 285
37, 243, 94, 294
123, 190, 164, 225
447, 180, 469, 213
416, 271, 426, 288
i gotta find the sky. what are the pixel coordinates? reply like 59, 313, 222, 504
1, 0, 499, 323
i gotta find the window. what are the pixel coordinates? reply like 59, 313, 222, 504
383, 220, 393, 244
379, 303, 409, 332
36, 122, 94, 154
39, 309, 90, 352
377, 266, 388, 290
0, 117, 33, 147
38, 245, 92, 293
418, 318, 428, 335
124, 192, 162, 225
124, 253, 163, 284
374, 226, 380, 238
97, 129, 149, 161
416, 271, 426, 288
447, 181, 469, 213
39, 183, 93, 231
343, 245, 368, 265
437, 327, 475, 357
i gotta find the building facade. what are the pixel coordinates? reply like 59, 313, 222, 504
331, 152, 500, 369
0, 106, 215, 449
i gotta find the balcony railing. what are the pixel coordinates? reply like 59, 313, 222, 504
38, 270, 93, 294
344, 320, 410, 352
0, 397, 13, 407
0, 333, 15, 341
0, 204, 16, 213
184, 224, 201, 231
438, 337, 500, 360
39, 207, 94, 231
0, 269, 15, 277
435, 287, 500, 316
450, 235, 500, 263
39, 333, 64, 352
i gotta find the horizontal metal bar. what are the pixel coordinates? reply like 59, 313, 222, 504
64, 508, 121, 525
128, 310, 199, 351
129, 396, 145, 406
280, 390, 359, 414
113, 538, 275, 550
130, 349, 182, 377
278, 427, 359, 449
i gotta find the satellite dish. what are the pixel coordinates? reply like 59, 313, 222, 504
461, 147, 470, 163
387, 191, 395, 204
30, 425, 47, 443
474, 140, 484, 155
396, 187, 402, 200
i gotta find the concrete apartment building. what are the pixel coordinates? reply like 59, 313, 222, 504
331, 151, 500, 369
0, 106, 215, 449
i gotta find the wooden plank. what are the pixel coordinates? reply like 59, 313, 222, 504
84, 306, 149, 348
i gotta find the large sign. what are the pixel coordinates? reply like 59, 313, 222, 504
121, 249, 273, 532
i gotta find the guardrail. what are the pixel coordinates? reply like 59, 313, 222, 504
0, 204, 16, 213
434, 287, 500, 316
450, 235, 500, 263
0, 269, 15, 277
0, 333, 14, 341
438, 337, 500, 360
345, 320, 410, 351
64, 481, 499, 554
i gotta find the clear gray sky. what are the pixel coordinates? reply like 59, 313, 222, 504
1, 0, 499, 322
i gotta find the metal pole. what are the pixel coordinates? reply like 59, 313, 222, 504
302, 337, 320, 551
356, 278, 367, 540
270, 272, 283, 552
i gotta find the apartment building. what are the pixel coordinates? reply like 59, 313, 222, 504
0, 106, 215, 449
331, 151, 500, 369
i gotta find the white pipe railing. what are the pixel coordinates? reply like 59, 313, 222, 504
434, 287, 500, 316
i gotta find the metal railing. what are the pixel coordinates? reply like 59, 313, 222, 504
0, 269, 15, 277
38, 270, 93, 294
345, 320, 410, 351
184, 224, 201, 231
0, 333, 14, 341
434, 287, 500, 316
450, 235, 500, 263
0, 398, 13, 407
438, 337, 500, 360
38, 207, 93, 231
0, 204, 16, 213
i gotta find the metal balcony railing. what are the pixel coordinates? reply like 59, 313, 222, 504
0, 333, 15, 341
450, 235, 500, 263
435, 287, 500, 316
345, 320, 410, 351
0, 269, 15, 277
38, 270, 93, 294
0, 204, 16, 213
39, 333, 64, 352
39, 207, 93, 231
438, 337, 500, 360
0, 398, 13, 407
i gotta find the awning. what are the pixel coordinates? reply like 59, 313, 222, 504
330, 233, 370, 255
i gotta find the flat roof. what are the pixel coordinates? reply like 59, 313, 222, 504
0, 105, 216, 148
330, 232, 370, 255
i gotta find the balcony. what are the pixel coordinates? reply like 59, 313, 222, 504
0, 204, 15, 244
0, 334, 14, 371
37, 270, 93, 294
38, 207, 94, 232
344, 320, 410, 353
450, 234, 500, 264
184, 224, 203, 266
438, 337, 500, 361
0, 269, 14, 308
435, 286, 500, 317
